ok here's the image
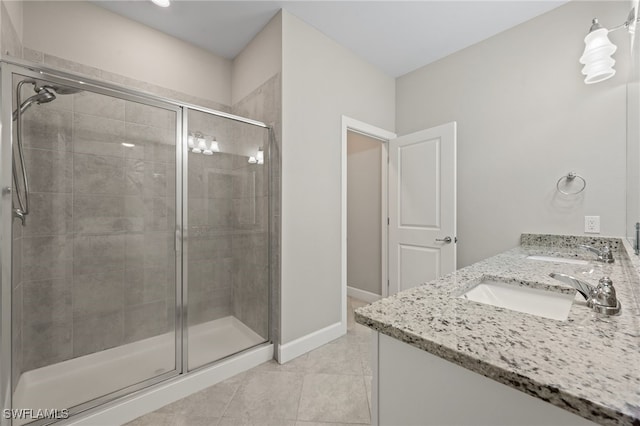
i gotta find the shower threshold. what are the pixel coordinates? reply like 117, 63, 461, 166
12, 316, 265, 425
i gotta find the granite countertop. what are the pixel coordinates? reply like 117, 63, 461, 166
355, 234, 640, 426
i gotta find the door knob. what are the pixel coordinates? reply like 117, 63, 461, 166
436, 236, 452, 243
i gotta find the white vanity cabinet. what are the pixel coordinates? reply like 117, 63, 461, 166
372, 333, 597, 426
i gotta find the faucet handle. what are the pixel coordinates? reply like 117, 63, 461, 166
588, 276, 621, 315
600, 246, 615, 264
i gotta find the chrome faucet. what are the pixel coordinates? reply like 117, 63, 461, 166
579, 244, 615, 264
549, 273, 621, 315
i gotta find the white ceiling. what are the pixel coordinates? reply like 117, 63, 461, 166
93, 0, 567, 77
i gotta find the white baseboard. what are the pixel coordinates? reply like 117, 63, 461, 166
347, 286, 381, 303
277, 322, 344, 364
66, 344, 273, 426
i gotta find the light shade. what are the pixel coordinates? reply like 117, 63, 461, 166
150, 0, 170, 7
210, 137, 220, 153
579, 27, 617, 84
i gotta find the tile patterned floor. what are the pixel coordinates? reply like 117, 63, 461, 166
126, 297, 372, 426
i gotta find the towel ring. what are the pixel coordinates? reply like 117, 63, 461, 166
556, 172, 586, 195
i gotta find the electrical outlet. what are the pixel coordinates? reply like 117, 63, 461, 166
585, 216, 600, 234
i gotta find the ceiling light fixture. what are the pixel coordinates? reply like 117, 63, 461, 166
580, 8, 639, 84
150, 0, 170, 7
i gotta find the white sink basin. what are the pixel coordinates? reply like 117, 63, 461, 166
526, 255, 588, 266
460, 277, 576, 321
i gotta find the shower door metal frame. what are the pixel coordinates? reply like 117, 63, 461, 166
0, 61, 186, 425
0, 57, 273, 425
0, 62, 15, 426
180, 108, 189, 374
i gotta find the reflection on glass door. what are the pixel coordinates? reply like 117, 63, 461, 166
186, 109, 269, 370
9, 71, 180, 423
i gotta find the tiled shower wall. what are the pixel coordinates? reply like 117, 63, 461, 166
186, 110, 269, 340
18, 88, 177, 372
187, 111, 235, 325
232, 74, 281, 345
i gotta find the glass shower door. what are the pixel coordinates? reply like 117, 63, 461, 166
185, 109, 269, 370
7, 68, 181, 422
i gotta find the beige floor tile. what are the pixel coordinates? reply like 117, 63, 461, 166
364, 375, 372, 413
296, 373, 370, 424
360, 347, 372, 376
174, 415, 220, 426
223, 371, 303, 421
124, 411, 175, 426
218, 417, 295, 426
303, 341, 363, 375
296, 422, 369, 426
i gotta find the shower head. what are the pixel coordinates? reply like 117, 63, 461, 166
34, 80, 83, 96
32, 87, 56, 104
12, 79, 82, 121
13, 87, 56, 119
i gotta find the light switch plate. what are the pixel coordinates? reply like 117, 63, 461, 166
585, 216, 600, 234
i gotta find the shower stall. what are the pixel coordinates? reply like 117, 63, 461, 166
0, 61, 272, 425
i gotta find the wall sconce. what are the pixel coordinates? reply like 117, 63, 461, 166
188, 131, 220, 156
580, 8, 639, 84
248, 148, 264, 165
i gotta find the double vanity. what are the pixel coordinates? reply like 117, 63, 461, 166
355, 234, 640, 425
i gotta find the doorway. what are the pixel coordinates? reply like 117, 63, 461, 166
347, 130, 385, 302
341, 116, 396, 331
341, 117, 457, 333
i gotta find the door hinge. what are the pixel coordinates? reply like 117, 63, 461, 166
387, 217, 390, 225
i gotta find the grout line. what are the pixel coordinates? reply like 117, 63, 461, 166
293, 370, 306, 423
216, 369, 246, 424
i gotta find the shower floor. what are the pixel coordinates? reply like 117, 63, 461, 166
12, 316, 265, 424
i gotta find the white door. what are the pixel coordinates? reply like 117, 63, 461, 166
388, 122, 456, 295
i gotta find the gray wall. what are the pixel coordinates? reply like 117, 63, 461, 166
396, 0, 629, 268
347, 131, 382, 296
22, 1, 232, 106
281, 11, 395, 344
